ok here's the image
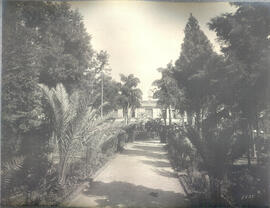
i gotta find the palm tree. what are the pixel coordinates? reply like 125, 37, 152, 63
183, 114, 242, 204
39, 83, 107, 185
118, 74, 142, 124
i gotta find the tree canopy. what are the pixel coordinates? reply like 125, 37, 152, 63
117, 74, 142, 124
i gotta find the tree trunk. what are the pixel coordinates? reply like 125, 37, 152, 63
163, 108, 167, 126
247, 123, 253, 167
58, 153, 68, 185
240, 117, 251, 167
187, 111, 193, 126
255, 115, 260, 163
195, 110, 201, 132
169, 105, 172, 126
126, 105, 129, 124
254, 114, 259, 159
123, 106, 128, 125
85, 146, 90, 177
48, 132, 55, 163
58, 141, 69, 185
209, 176, 222, 205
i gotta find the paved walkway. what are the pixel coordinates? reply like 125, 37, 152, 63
66, 140, 187, 208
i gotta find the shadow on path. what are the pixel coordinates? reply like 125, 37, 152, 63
152, 169, 178, 178
133, 144, 164, 152
66, 140, 187, 208
121, 149, 166, 160
83, 181, 187, 208
141, 159, 171, 168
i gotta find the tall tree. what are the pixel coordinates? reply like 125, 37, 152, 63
2, 1, 44, 158
79, 50, 121, 115
20, 1, 94, 92
2, 1, 97, 198
153, 62, 181, 126
174, 14, 215, 130
93, 50, 110, 117
2, 1, 95, 150
172, 14, 239, 203
39, 83, 101, 185
118, 74, 142, 124
209, 3, 270, 166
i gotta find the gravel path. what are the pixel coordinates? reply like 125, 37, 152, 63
66, 140, 187, 208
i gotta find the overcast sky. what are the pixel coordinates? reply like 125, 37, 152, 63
70, 1, 235, 99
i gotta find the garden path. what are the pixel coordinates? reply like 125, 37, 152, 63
65, 139, 187, 208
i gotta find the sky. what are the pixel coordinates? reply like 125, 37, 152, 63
70, 1, 236, 99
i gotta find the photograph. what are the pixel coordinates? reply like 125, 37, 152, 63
1, 0, 270, 207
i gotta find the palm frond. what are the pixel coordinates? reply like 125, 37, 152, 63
1, 156, 24, 186
39, 82, 123, 183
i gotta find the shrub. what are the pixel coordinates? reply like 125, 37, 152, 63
123, 123, 137, 142
1, 157, 24, 205
1, 123, 53, 206
117, 130, 128, 152
135, 131, 149, 141
227, 166, 270, 207
145, 119, 163, 133
101, 135, 118, 155
167, 130, 196, 171
159, 126, 168, 143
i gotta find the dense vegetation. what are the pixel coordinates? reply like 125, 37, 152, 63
1, 1, 142, 206
2, 1, 270, 207
152, 3, 270, 207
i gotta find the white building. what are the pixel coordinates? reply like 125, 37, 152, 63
117, 98, 186, 124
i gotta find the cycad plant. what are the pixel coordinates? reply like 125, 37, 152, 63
1, 156, 24, 202
184, 115, 240, 205
39, 83, 106, 185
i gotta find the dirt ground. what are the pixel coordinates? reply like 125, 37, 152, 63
65, 140, 187, 208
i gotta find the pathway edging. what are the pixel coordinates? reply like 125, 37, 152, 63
62, 143, 131, 206
65, 140, 187, 207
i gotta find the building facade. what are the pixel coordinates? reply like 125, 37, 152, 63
117, 99, 185, 124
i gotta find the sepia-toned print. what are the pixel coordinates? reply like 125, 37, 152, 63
2, 1, 270, 207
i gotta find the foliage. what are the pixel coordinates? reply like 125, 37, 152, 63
92, 74, 121, 114
39, 83, 101, 185
207, 5, 270, 205
185, 118, 239, 180
2, 0, 94, 136
154, 7, 270, 206
145, 118, 163, 138
2, 1, 139, 206
68, 120, 129, 179
209, 3, 270, 166
153, 62, 182, 125
3, 1, 270, 207
21, 1, 93, 92
1, 157, 24, 198
2, 0, 95, 165
174, 14, 216, 126
117, 74, 142, 124
153, 63, 181, 108
18, 125, 53, 196
168, 15, 235, 202
167, 129, 195, 170
39, 83, 130, 187
123, 123, 138, 142
2, 1, 44, 139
